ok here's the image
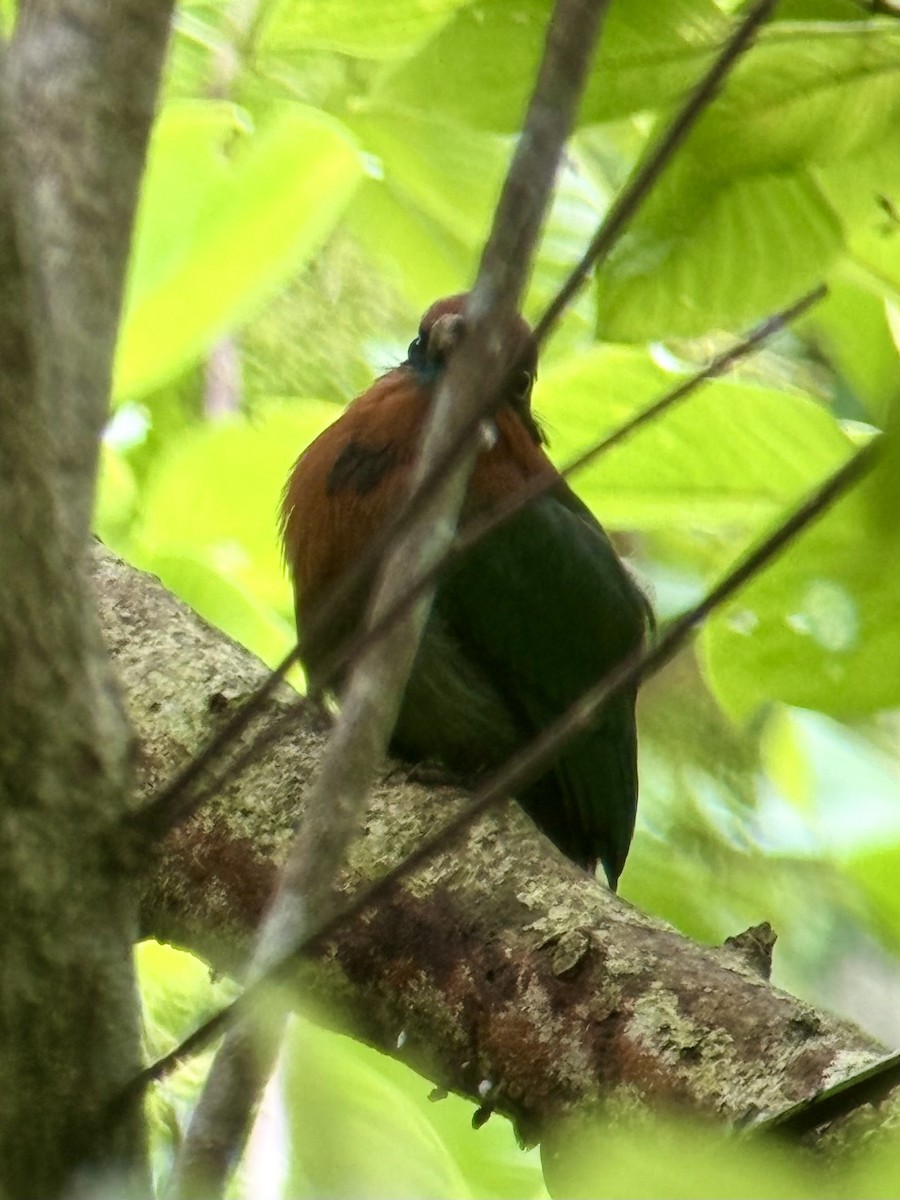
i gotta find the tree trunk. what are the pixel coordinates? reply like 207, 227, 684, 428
0, 5, 173, 1194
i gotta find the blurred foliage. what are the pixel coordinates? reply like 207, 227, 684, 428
104, 0, 900, 1195
541, 1107, 900, 1199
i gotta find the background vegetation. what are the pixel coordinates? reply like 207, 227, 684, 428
72, 0, 900, 1193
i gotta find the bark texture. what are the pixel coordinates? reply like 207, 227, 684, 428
0, 4, 173, 1196
92, 543, 895, 1155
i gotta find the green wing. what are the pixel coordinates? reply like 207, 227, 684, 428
436, 489, 650, 886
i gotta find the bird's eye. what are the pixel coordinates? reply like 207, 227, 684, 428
406, 333, 427, 369
514, 369, 532, 401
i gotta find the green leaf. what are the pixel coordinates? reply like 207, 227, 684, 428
130, 399, 340, 663
281, 1015, 546, 1200
595, 22, 900, 340
846, 842, 900, 955
544, 1113, 841, 1200
538, 346, 853, 530
115, 102, 364, 401
378, 0, 727, 133
596, 171, 842, 341
816, 140, 900, 309
345, 175, 471, 309
700, 456, 900, 720
136, 398, 338, 592
691, 24, 900, 175
807, 266, 900, 422
94, 445, 138, 544
123, 100, 240, 306
136, 941, 240, 1188
344, 110, 507, 306
282, 1019, 473, 1200
136, 940, 236, 1050
258, 0, 467, 60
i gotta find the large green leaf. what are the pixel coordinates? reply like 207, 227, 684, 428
281, 1017, 545, 1199
136, 941, 240, 1186
127, 398, 342, 667
258, 0, 467, 60
846, 840, 900, 956
134, 399, 340, 611
538, 346, 853, 530
349, 111, 505, 245
115, 102, 364, 402
283, 1019, 469, 1199
808, 266, 900, 422
700, 454, 900, 720
544, 1111, 860, 1200
345, 109, 610, 315
378, 0, 727, 133
344, 110, 507, 306
595, 22, 900, 340
690, 24, 900, 175
596, 171, 842, 342
345, 176, 472, 309
94, 445, 138, 544
816, 141, 900, 303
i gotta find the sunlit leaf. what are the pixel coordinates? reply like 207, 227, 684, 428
596, 171, 841, 342
808, 267, 900, 423
595, 22, 900, 339
700, 458, 900, 720
282, 1019, 473, 1200
543, 1113, 842, 1199
116, 102, 364, 401
94, 445, 138, 544
136, 940, 235, 1046
129, 398, 339, 668
846, 843, 900, 956
379, 0, 728, 132
258, 0, 467, 60
539, 346, 853, 530
344, 110, 507, 307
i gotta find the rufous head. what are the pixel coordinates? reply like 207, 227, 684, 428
403, 293, 543, 444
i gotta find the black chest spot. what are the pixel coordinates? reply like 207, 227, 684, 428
326, 440, 399, 496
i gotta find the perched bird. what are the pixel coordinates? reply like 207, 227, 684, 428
281, 294, 651, 888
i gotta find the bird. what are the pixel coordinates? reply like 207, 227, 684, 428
281, 294, 651, 888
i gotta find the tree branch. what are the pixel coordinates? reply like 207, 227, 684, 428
89, 542, 897, 1161
117, 429, 879, 1110
534, 0, 776, 343
170, 2, 614, 1193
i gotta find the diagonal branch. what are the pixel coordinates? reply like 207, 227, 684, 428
90, 515, 892, 1152
534, 0, 776, 343
120, 432, 881, 1104
169, 2, 614, 1195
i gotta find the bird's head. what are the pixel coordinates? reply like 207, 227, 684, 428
403, 293, 544, 444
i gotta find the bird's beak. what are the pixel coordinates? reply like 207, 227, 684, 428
426, 312, 465, 365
